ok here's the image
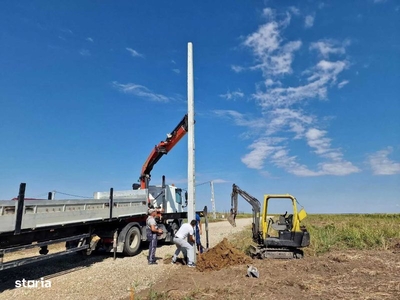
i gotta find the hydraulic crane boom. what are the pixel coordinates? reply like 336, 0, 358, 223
139, 114, 188, 191
227, 184, 262, 244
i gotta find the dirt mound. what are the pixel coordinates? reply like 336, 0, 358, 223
196, 238, 251, 272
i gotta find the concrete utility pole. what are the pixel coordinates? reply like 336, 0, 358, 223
187, 42, 196, 262
210, 181, 217, 219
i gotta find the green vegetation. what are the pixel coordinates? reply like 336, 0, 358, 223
303, 214, 400, 255
229, 214, 400, 256
229, 227, 256, 255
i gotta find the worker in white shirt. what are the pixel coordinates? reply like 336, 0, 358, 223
171, 220, 197, 267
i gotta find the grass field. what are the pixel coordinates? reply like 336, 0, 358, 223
229, 214, 400, 256
303, 214, 400, 255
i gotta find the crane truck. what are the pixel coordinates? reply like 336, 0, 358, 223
227, 184, 310, 259
0, 115, 193, 271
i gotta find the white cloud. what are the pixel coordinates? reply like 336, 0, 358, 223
262, 8, 275, 19
238, 121, 359, 176
219, 89, 244, 100
338, 80, 349, 89
304, 15, 315, 28
86, 37, 94, 42
213, 110, 267, 129
269, 148, 321, 176
61, 28, 73, 34
368, 147, 400, 175
172, 69, 180, 74
231, 65, 245, 73
214, 108, 313, 140
239, 138, 321, 176
254, 59, 348, 108
212, 179, 230, 184
269, 108, 314, 138
79, 49, 91, 56
171, 60, 176, 64
319, 161, 360, 176
244, 20, 302, 76
217, 7, 357, 177
309, 39, 348, 58
112, 81, 170, 102
305, 128, 341, 158
241, 138, 282, 170
288, 6, 300, 15
126, 47, 143, 57
244, 21, 280, 56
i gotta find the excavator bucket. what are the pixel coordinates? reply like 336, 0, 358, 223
227, 212, 236, 227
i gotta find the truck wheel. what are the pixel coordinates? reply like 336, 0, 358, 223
164, 222, 180, 245
123, 226, 141, 256
171, 222, 179, 236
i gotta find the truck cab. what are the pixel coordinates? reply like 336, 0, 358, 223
148, 185, 186, 214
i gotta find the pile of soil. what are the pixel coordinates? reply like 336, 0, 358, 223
196, 238, 251, 272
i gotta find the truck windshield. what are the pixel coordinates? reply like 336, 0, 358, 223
175, 189, 182, 204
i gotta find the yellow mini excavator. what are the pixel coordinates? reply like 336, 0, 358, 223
227, 184, 310, 259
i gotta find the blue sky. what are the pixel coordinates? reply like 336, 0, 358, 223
0, 1, 399, 213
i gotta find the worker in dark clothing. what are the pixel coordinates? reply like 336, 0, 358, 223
195, 213, 205, 254
146, 208, 163, 265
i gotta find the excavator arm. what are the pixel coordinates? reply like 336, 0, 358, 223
227, 184, 262, 243
139, 114, 188, 191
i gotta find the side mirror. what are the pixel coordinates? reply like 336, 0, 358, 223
185, 191, 188, 200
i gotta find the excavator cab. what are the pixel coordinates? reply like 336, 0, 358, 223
270, 211, 293, 232
261, 195, 310, 256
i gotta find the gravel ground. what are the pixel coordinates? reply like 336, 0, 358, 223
0, 218, 251, 300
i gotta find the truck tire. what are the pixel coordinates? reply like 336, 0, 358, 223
163, 221, 180, 245
171, 222, 180, 237
123, 226, 141, 256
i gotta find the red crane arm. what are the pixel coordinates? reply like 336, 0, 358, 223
139, 114, 188, 189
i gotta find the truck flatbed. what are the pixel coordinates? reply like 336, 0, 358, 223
0, 183, 188, 271
0, 189, 148, 234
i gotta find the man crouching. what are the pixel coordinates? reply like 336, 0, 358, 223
171, 220, 197, 267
